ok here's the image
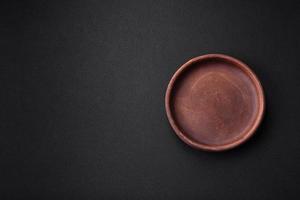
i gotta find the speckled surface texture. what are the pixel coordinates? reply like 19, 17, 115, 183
1, 0, 299, 199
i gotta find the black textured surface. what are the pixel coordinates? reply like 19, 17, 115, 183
1, 0, 300, 199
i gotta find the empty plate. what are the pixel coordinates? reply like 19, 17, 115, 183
165, 54, 265, 151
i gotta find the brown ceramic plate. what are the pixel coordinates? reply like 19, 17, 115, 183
165, 54, 265, 151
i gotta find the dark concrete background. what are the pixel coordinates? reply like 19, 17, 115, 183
1, 0, 299, 199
